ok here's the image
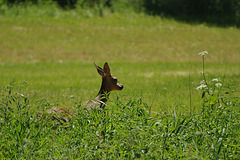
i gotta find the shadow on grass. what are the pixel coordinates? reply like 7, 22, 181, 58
171, 15, 240, 28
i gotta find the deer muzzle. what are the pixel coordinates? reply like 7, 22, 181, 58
118, 82, 124, 90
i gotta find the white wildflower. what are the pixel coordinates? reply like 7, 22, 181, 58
212, 78, 220, 82
215, 83, 222, 88
200, 80, 205, 85
198, 51, 208, 56
196, 84, 207, 90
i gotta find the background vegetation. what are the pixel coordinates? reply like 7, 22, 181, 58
1, 0, 240, 26
0, 1, 240, 159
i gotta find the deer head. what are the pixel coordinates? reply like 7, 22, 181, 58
95, 62, 123, 94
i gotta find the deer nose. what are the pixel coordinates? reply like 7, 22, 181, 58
119, 85, 123, 90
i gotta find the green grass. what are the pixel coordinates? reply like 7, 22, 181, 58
0, 5, 240, 159
0, 70, 239, 159
0, 5, 240, 64
0, 61, 239, 112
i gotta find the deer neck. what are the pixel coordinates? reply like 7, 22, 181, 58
95, 81, 110, 108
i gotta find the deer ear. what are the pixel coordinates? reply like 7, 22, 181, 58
94, 63, 105, 77
103, 62, 111, 75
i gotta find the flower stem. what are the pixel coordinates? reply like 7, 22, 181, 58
202, 56, 210, 95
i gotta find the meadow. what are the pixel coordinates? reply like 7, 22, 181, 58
0, 5, 240, 159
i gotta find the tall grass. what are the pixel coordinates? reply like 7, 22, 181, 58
0, 54, 239, 159
0, 4, 239, 158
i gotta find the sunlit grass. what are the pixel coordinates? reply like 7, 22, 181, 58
0, 5, 240, 159
0, 61, 239, 113
0, 63, 239, 158
0, 5, 240, 64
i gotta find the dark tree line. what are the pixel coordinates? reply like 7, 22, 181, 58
144, 0, 240, 26
1, 0, 240, 26
2, 0, 112, 8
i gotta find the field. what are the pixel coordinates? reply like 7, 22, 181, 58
0, 6, 240, 159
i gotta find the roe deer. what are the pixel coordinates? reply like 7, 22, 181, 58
46, 62, 123, 122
